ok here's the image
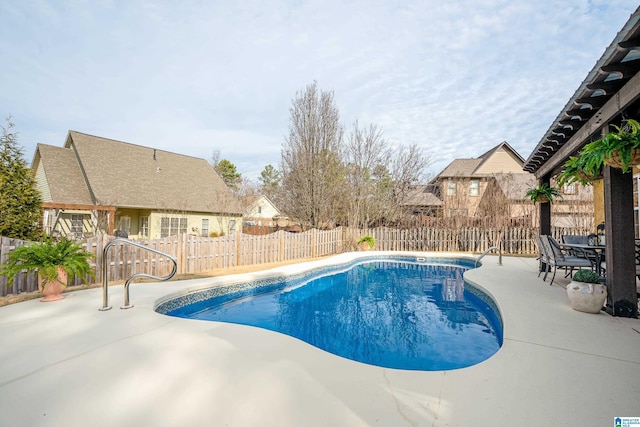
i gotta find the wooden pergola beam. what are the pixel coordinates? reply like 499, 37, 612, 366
42, 203, 116, 235
535, 71, 640, 179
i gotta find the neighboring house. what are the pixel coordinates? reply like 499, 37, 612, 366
432, 142, 534, 218
426, 141, 593, 225
241, 195, 285, 227
31, 131, 243, 239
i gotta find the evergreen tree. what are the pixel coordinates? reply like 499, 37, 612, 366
258, 164, 281, 197
0, 118, 42, 240
214, 158, 242, 190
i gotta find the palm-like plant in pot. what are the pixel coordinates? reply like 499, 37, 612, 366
525, 183, 562, 204
357, 235, 376, 251
0, 238, 95, 301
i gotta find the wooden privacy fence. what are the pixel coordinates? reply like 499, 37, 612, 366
0, 225, 590, 296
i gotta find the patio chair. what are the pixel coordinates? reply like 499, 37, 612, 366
540, 235, 593, 284
562, 235, 589, 245
534, 234, 550, 277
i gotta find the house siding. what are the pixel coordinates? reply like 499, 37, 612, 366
442, 178, 490, 217
146, 211, 242, 239
475, 149, 524, 174
34, 162, 52, 202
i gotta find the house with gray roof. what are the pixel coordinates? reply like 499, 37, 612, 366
428, 141, 592, 225
431, 142, 534, 218
31, 131, 243, 239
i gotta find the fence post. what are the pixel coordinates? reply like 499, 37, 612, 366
311, 229, 317, 258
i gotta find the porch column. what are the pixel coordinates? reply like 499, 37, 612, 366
603, 165, 638, 318
539, 176, 551, 235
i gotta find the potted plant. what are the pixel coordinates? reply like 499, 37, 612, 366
525, 183, 562, 204
357, 235, 376, 251
0, 238, 95, 302
581, 118, 640, 173
566, 269, 607, 313
556, 155, 602, 187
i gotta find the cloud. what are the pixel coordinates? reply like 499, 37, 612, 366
0, 0, 638, 179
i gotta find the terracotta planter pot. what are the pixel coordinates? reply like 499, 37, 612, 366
603, 147, 640, 169
39, 267, 68, 302
566, 281, 607, 313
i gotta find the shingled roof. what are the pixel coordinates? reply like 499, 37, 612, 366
33, 144, 93, 205
34, 131, 242, 214
402, 186, 444, 207
436, 142, 526, 178
437, 158, 485, 178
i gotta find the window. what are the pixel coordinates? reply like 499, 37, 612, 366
119, 216, 131, 234
469, 179, 480, 196
140, 217, 149, 237
563, 183, 576, 195
447, 181, 457, 196
160, 217, 188, 237
70, 214, 84, 236
257, 206, 262, 214
228, 220, 236, 233
201, 219, 209, 237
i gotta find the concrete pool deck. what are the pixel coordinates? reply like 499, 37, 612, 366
0, 253, 638, 426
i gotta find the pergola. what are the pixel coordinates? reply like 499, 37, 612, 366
523, 8, 640, 318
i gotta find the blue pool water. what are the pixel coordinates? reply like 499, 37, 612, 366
163, 258, 503, 371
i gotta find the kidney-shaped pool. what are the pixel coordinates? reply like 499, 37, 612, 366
156, 256, 503, 371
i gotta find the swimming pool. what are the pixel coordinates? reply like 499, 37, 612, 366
157, 255, 503, 371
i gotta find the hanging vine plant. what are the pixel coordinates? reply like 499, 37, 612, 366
581, 118, 640, 173
556, 154, 603, 187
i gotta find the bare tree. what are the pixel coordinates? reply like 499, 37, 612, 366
477, 173, 536, 251
280, 81, 344, 228
209, 150, 221, 167
344, 121, 390, 227
384, 144, 432, 225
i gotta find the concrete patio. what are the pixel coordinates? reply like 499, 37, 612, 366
0, 254, 638, 426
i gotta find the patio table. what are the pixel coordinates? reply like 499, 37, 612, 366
561, 243, 605, 276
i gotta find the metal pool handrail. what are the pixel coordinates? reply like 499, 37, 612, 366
475, 246, 502, 267
99, 238, 177, 311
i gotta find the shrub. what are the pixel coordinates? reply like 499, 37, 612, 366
572, 269, 601, 284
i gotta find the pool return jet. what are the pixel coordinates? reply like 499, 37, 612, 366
99, 238, 177, 311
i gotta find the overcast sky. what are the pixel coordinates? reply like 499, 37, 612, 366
1, 1, 638, 180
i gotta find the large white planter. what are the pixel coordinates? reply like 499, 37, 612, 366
567, 281, 607, 313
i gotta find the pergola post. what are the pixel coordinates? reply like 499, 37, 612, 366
539, 176, 552, 235
603, 165, 638, 318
